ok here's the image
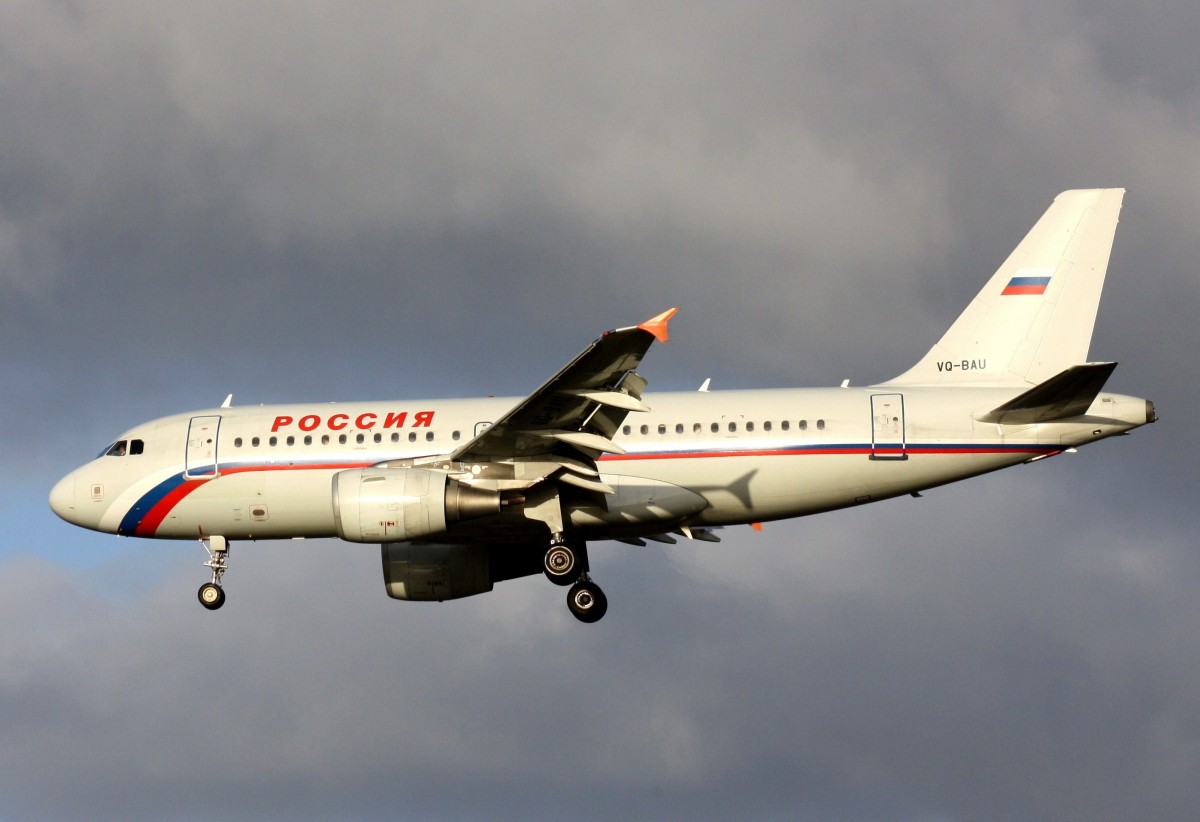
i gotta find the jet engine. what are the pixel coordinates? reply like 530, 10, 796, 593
332, 467, 500, 543
380, 543, 492, 601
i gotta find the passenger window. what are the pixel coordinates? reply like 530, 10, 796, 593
781, 421, 790, 431
623, 425, 631, 435
374, 433, 382, 444
338, 434, 347, 445
764, 421, 772, 432
658, 424, 666, 435
817, 419, 826, 430
234, 437, 243, 448
304, 435, 312, 446
286, 436, 295, 446
269, 436, 277, 446
799, 420, 808, 431
640, 425, 649, 435
391, 433, 400, 443
728, 422, 737, 432
693, 423, 701, 433
251, 437, 260, 447
452, 431, 461, 441
426, 431, 434, 442
409, 432, 417, 442
321, 435, 330, 445
675, 424, 684, 434
746, 422, 755, 432
711, 422, 719, 433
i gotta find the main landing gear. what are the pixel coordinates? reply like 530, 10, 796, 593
567, 575, 607, 623
544, 534, 607, 624
197, 535, 229, 611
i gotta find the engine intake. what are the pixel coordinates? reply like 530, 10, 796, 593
332, 467, 500, 543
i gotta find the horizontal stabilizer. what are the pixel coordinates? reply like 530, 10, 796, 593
976, 362, 1117, 424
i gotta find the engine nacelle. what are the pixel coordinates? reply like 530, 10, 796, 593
332, 467, 500, 543
381, 543, 492, 601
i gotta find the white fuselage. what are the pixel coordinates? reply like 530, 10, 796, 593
49, 385, 1153, 543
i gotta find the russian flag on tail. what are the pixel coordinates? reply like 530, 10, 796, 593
1002, 275, 1051, 296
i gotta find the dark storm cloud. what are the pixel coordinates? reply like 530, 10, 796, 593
3, 2, 1198, 820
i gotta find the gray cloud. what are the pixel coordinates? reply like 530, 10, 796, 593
2, 2, 1197, 819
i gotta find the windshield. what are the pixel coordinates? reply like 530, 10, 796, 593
99, 439, 144, 458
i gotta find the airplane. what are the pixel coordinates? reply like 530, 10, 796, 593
49, 189, 1155, 623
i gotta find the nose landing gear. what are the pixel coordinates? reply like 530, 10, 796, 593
197, 535, 229, 611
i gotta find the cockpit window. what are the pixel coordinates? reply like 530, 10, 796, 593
101, 439, 144, 458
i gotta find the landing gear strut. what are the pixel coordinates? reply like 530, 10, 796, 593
197, 535, 229, 611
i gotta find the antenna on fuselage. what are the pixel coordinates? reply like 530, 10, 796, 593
221, 394, 233, 408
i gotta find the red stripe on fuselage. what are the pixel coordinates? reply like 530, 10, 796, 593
600, 445, 1052, 461
134, 479, 208, 536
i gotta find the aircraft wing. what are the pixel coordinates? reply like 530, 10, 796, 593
449, 308, 677, 467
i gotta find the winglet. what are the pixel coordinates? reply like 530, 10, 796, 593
638, 307, 679, 343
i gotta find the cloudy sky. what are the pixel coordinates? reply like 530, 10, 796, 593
3, 2, 1198, 819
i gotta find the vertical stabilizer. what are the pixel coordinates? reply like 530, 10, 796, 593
884, 189, 1125, 387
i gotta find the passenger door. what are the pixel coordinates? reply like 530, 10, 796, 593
185, 415, 221, 478
870, 394, 907, 460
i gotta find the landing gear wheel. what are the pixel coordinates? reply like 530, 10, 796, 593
197, 582, 225, 610
198, 536, 230, 611
543, 542, 579, 586
567, 578, 608, 623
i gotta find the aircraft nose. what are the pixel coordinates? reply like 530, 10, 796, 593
49, 473, 78, 523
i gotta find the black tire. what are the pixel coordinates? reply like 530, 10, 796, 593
543, 543, 578, 586
567, 581, 608, 623
198, 582, 225, 610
